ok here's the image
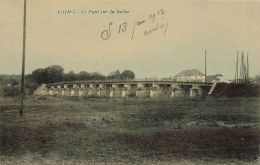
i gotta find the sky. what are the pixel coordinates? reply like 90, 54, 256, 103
0, 0, 259, 80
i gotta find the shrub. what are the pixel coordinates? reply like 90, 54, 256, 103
3, 86, 20, 97
37, 96, 48, 100
25, 80, 39, 95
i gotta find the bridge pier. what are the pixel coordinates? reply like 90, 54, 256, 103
97, 84, 102, 97
79, 84, 87, 97
171, 84, 183, 97
150, 83, 173, 98
150, 83, 159, 98
150, 88, 159, 98
128, 84, 137, 97
71, 84, 79, 97
150, 89, 154, 98
109, 90, 114, 97
48, 86, 55, 96
122, 84, 132, 98
62, 85, 71, 96
114, 84, 124, 97
136, 83, 150, 97
190, 85, 203, 97
97, 89, 101, 97
56, 85, 62, 96
99, 84, 109, 97
122, 88, 127, 98
137, 89, 150, 97
109, 84, 116, 98
159, 85, 171, 97
87, 83, 97, 97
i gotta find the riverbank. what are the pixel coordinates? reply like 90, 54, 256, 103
0, 96, 259, 164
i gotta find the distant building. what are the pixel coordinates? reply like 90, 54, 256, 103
161, 77, 173, 81
206, 74, 229, 83
175, 69, 205, 82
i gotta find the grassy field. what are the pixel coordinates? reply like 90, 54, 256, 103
0, 96, 259, 164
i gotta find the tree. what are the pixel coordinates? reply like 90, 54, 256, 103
91, 72, 106, 80
120, 70, 135, 80
45, 65, 64, 83
31, 68, 47, 84
25, 74, 39, 95
2, 86, 20, 97
254, 74, 260, 83
78, 71, 91, 80
65, 71, 77, 81
108, 69, 121, 80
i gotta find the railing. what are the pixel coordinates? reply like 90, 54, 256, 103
46, 80, 213, 87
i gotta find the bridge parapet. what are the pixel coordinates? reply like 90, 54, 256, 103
99, 84, 104, 88
112, 84, 118, 88
137, 83, 144, 88
124, 84, 130, 89
89, 84, 94, 88
73, 84, 79, 88
152, 83, 159, 88
47, 81, 212, 88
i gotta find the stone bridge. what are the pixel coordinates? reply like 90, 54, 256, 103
34, 80, 213, 98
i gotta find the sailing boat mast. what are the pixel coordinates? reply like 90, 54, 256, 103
235, 51, 250, 84
235, 51, 238, 83
20, 0, 27, 116
239, 51, 243, 83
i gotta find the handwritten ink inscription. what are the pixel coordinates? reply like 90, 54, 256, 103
101, 22, 128, 40
101, 22, 113, 40
144, 22, 169, 37
56, 8, 168, 40
148, 9, 167, 23
100, 9, 168, 40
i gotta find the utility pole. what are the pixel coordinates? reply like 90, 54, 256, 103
20, 0, 27, 116
205, 49, 207, 84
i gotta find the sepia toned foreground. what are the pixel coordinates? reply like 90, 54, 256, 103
0, 97, 259, 164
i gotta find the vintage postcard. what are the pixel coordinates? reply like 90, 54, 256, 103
0, 0, 259, 164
